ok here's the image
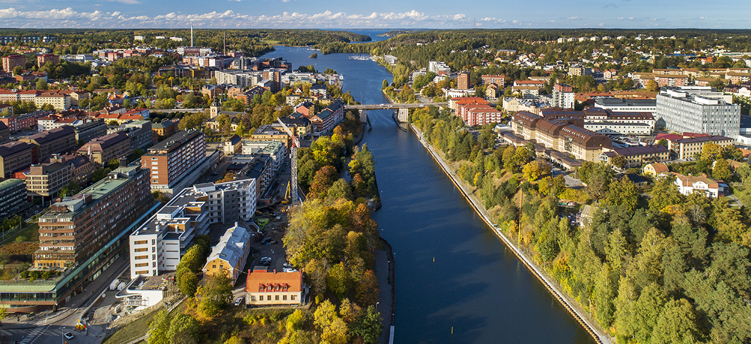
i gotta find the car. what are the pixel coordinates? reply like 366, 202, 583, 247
283, 262, 292, 268
64, 332, 75, 340
234, 297, 244, 306
260, 257, 272, 262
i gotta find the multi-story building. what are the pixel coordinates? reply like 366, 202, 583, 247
481, 74, 505, 86
428, 61, 451, 75
0, 141, 33, 178
36, 54, 60, 68
457, 72, 470, 90
19, 126, 76, 163
0, 179, 28, 220
600, 145, 671, 168
141, 130, 206, 191
454, 98, 503, 126
151, 120, 176, 139
656, 86, 740, 138
202, 224, 251, 284
0, 121, 9, 144
74, 120, 107, 145
0, 112, 39, 132
34, 92, 71, 111
671, 135, 734, 160
308, 100, 344, 134
246, 269, 306, 306
510, 111, 612, 162
24, 162, 71, 198
656, 75, 688, 87
114, 120, 153, 150
77, 131, 132, 165
539, 108, 656, 136
2, 55, 26, 72
35, 165, 151, 269
129, 178, 258, 279
224, 135, 242, 156
552, 84, 575, 109
49, 153, 96, 186
240, 140, 286, 173
594, 98, 657, 113
276, 114, 313, 138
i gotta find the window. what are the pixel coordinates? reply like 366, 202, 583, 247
275, 295, 279, 301
283, 295, 287, 300
212, 265, 216, 268
291, 295, 296, 301
251, 295, 255, 301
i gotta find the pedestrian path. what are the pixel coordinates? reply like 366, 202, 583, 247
18, 325, 49, 344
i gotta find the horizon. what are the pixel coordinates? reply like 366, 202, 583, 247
0, 0, 749, 29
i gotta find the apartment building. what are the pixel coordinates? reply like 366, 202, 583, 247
25, 162, 71, 197
428, 61, 451, 75
0, 179, 28, 220
129, 178, 258, 279
20, 126, 76, 163
36, 54, 60, 67
202, 224, 251, 284
240, 140, 286, 173
77, 131, 132, 165
74, 120, 107, 144
308, 100, 344, 134
481, 74, 505, 86
141, 130, 206, 191
246, 269, 306, 306
552, 84, 575, 109
457, 72, 470, 90
0, 122, 9, 144
2, 55, 25, 72
49, 153, 96, 186
0, 112, 39, 132
454, 98, 503, 126
113, 120, 153, 150
656, 87, 740, 138
0, 141, 33, 178
539, 108, 656, 136
35, 92, 71, 111
35, 165, 151, 269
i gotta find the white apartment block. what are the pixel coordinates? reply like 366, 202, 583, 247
129, 178, 257, 279
552, 88, 575, 109
595, 98, 657, 113
428, 61, 451, 74
656, 86, 740, 138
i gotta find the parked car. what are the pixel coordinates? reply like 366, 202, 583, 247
234, 297, 244, 306
64, 332, 75, 340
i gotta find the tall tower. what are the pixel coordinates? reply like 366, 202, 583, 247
191, 26, 193, 47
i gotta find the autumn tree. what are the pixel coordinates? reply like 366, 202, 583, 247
310, 165, 339, 198
522, 160, 551, 182
197, 270, 233, 318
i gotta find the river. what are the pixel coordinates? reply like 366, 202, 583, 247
261, 47, 595, 344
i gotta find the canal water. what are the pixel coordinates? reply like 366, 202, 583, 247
261, 47, 595, 344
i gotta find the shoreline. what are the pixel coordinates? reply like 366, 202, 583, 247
411, 124, 612, 344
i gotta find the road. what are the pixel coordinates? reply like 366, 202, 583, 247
1, 256, 131, 344
345, 102, 447, 110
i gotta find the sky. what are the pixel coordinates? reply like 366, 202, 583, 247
0, 0, 749, 29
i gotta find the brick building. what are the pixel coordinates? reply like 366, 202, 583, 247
140, 130, 206, 191
77, 131, 132, 165
0, 141, 33, 178
19, 126, 76, 163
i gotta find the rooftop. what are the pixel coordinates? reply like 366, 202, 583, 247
44, 166, 143, 218
147, 130, 202, 153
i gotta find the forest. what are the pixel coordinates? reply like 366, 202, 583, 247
410, 106, 751, 344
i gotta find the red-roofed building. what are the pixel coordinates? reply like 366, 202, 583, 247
245, 269, 306, 306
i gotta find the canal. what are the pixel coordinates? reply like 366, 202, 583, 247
262, 46, 595, 344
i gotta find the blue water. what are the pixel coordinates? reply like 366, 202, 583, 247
261, 47, 595, 344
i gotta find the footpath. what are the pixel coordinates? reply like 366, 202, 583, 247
412, 125, 613, 344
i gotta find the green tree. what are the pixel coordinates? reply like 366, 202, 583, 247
649, 176, 684, 212
603, 178, 639, 212
326, 262, 350, 298
35, 78, 48, 90
382, 79, 388, 89
197, 270, 233, 318
148, 310, 171, 344
12, 66, 23, 76
351, 306, 383, 344
610, 155, 626, 169
310, 165, 339, 198
712, 158, 732, 181
538, 175, 565, 197
650, 299, 702, 344
179, 271, 198, 297
167, 313, 200, 344
327, 178, 354, 201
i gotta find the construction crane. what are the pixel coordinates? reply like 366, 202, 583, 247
276, 118, 300, 206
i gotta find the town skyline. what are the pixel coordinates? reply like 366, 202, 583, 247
0, 0, 749, 29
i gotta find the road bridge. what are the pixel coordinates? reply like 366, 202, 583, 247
344, 102, 447, 110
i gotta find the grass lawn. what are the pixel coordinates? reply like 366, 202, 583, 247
261, 39, 280, 44
0, 223, 39, 245
102, 300, 187, 344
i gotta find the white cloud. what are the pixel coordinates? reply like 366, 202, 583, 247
107, 0, 141, 4
599, 22, 604, 26
0, 7, 480, 28
567, 16, 580, 20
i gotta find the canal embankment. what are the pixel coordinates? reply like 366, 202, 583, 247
411, 124, 613, 344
